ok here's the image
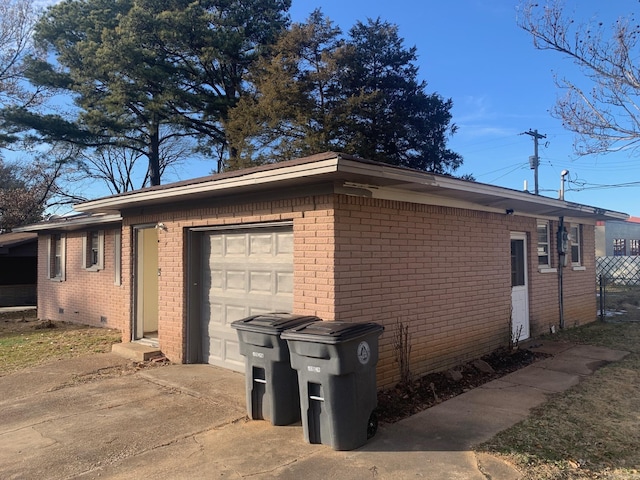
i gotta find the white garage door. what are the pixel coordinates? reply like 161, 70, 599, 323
201, 227, 294, 371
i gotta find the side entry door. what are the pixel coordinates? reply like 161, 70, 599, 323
510, 232, 530, 341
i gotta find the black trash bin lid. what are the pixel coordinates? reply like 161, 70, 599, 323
230, 313, 320, 334
281, 321, 383, 344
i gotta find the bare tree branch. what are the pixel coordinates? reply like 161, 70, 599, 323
519, 1, 640, 155
0, 0, 45, 110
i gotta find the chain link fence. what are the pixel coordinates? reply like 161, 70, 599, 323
596, 256, 640, 321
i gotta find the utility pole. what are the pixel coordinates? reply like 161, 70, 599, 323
523, 129, 546, 195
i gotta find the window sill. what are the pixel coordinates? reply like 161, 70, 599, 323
538, 267, 557, 274
84, 266, 103, 272
49, 277, 64, 282
572, 266, 586, 271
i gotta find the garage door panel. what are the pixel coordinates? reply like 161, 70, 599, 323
277, 272, 294, 294
225, 270, 247, 291
202, 302, 223, 325
201, 227, 293, 371
208, 337, 221, 358
225, 341, 243, 366
208, 236, 223, 254
225, 304, 248, 323
206, 337, 243, 370
249, 271, 273, 293
276, 232, 294, 254
249, 234, 273, 255
211, 303, 223, 324
209, 270, 222, 289
248, 306, 273, 316
224, 234, 246, 255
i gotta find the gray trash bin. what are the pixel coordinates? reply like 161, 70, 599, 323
231, 313, 320, 426
281, 321, 384, 450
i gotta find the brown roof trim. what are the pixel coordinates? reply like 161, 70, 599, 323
0, 232, 37, 249
14, 213, 122, 233
71, 151, 627, 222
89, 152, 353, 200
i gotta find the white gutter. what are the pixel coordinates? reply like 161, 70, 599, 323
14, 213, 123, 232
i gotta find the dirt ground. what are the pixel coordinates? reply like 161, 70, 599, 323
3, 310, 73, 331
377, 347, 546, 423
0, 309, 124, 376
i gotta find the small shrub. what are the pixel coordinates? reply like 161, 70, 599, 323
393, 320, 412, 387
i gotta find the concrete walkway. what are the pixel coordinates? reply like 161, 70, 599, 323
0, 341, 629, 479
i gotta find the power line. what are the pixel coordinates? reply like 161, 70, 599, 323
488, 162, 530, 183
568, 180, 640, 191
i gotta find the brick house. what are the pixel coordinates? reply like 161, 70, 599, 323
19, 153, 627, 388
19, 213, 124, 327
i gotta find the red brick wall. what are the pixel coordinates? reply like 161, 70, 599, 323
121, 195, 336, 362
528, 220, 597, 337
37, 229, 127, 330
564, 222, 597, 328
332, 195, 598, 387
38, 193, 598, 390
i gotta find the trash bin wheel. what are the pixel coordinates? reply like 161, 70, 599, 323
367, 411, 378, 439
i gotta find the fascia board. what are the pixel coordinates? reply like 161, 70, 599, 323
336, 159, 628, 221
75, 158, 342, 213
71, 154, 628, 222
14, 214, 123, 233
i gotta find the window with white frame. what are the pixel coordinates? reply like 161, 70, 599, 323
570, 225, 581, 265
613, 239, 627, 256
630, 239, 640, 256
48, 233, 66, 280
537, 222, 551, 267
83, 230, 104, 270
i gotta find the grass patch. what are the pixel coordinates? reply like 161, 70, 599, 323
478, 321, 640, 479
602, 285, 640, 322
0, 311, 122, 376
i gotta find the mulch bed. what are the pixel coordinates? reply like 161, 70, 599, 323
377, 347, 548, 424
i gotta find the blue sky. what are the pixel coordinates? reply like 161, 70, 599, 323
286, 0, 640, 216
13, 0, 640, 217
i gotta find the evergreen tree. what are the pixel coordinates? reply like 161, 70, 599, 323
226, 10, 343, 167
336, 19, 462, 173
2, 0, 290, 185
226, 12, 462, 174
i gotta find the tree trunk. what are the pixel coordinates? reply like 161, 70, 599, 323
149, 116, 161, 186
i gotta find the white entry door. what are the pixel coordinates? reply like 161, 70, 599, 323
510, 232, 530, 341
201, 227, 294, 371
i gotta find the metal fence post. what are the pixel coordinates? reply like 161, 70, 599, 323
599, 274, 604, 322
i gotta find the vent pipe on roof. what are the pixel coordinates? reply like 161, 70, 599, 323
559, 170, 569, 200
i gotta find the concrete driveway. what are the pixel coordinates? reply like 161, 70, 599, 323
0, 343, 628, 479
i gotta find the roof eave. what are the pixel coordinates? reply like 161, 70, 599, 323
75, 155, 344, 214
71, 153, 628, 222
14, 213, 123, 233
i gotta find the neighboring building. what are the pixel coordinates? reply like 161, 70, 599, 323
18, 153, 628, 388
18, 213, 124, 327
596, 217, 640, 257
0, 232, 38, 307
